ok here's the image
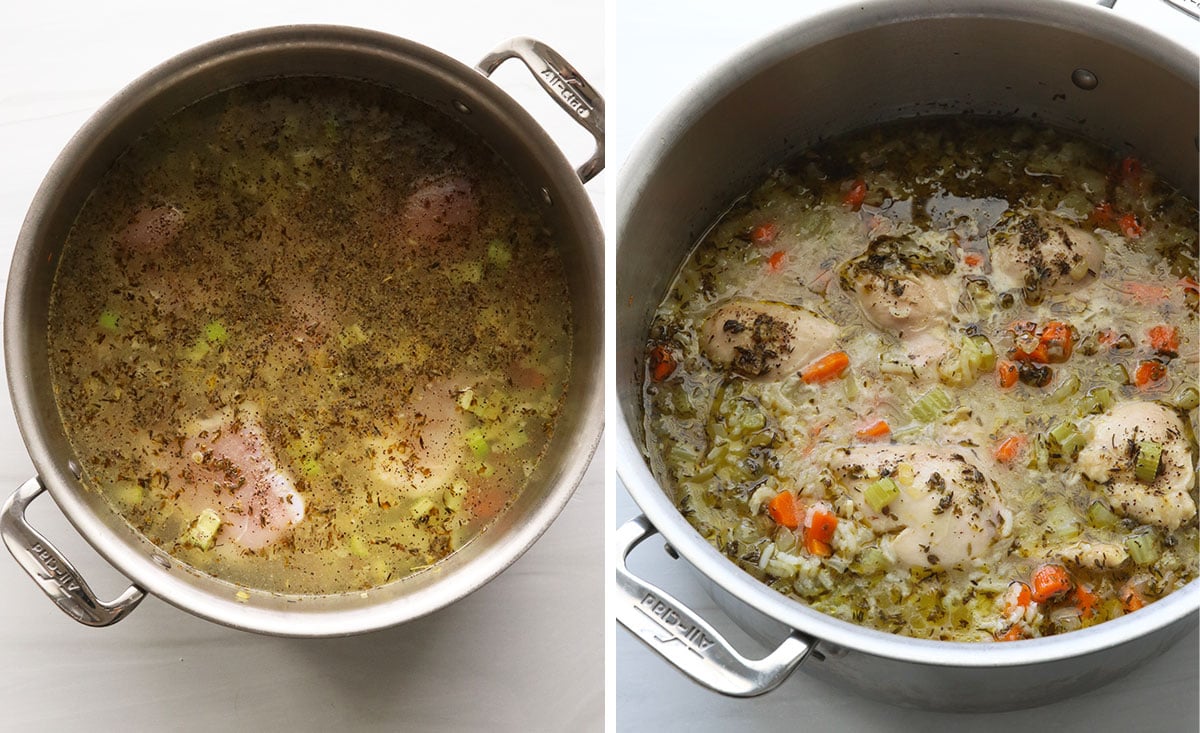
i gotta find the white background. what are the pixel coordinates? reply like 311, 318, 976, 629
0, 2, 604, 731
613, 1, 1198, 731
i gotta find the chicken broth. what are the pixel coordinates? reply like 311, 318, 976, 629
643, 118, 1198, 641
49, 77, 572, 594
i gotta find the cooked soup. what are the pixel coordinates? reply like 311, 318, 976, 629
49, 77, 571, 594
642, 118, 1198, 641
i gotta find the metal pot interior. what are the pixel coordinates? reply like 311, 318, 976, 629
617, 0, 1198, 667
6, 26, 602, 635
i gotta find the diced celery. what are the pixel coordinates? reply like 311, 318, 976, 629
1135, 441, 1162, 483
110, 481, 143, 509
466, 428, 490, 459
1048, 374, 1080, 403
337, 323, 369, 349
185, 508, 222, 550
911, 387, 952, 422
855, 547, 889, 574
204, 320, 228, 344
348, 535, 370, 558
1172, 386, 1199, 411
1086, 500, 1120, 528
184, 339, 211, 362
969, 335, 997, 372
1125, 532, 1159, 565
1048, 421, 1085, 457
300, 457, 321, 477
487, 239, 513, 268
410, 496, 436, 519
1044, 503, 1081, 541
98, 310, 121, 332
864, 477, 900, 512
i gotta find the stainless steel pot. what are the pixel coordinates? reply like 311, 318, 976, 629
616, 0, 1198, 710
3, 25, 603, 636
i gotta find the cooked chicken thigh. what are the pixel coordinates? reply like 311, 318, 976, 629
700, 299, 839, 379
1078, 401, 1197, 530
828, 444, 1010, 569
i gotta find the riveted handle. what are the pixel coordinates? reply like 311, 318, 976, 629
2, 477, 144, 626
616, 515, 813, 696
478, 37, 605, 183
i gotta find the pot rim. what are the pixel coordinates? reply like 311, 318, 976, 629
6, 24, 604, 636
616, 0, 1199, 668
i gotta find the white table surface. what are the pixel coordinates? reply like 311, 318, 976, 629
0, 2, 604, 730
613, 1, 1198, 730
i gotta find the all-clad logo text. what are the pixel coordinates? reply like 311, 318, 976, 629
640, 592, 714, 654
538, 69, 591, 119
30, 542, 81, 593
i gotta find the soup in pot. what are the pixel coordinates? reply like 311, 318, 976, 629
642, 117, 1198, 641
49, 77, 572, 594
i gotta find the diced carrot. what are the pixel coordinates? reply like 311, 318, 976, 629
1148, 325, 1179, 356
855, 420, 891, 441
1090, 201, 1116, 226
1072, 584, 1099, 619
1133, 359, 1167, 390
1097, 328, 1119, 347
963, 252, 983, 267
997, 624, 1026, 642
1030, 564, 1073, 602
466, 482, 507, 520
767, 250, 787, 272
806, 508, 838, 544
997, 360, 1019, 389
750, 222, 779, 246
1182, 276, 1199, 296
994, 435, 1026, 464
843, 178, 867, 210
1119, 213, 1144, 238
1119, 582, 1146, 613
804, 536, 833, 557
1011, 343, 1049, 363
1120, 281, 1171, 304
1006, 581, 1033, 611
1039, 321, 1074, 363
800, 351, 850, 384
648, 344, 677, 382
767, 491, 800, 529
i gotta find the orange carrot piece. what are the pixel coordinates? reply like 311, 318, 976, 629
1181, 276, 1199, 296
804, 536, 833, 557
1006, 581, 1033, 611
767, 250, 787, 272
856, 420, 891, 441
1072, 584, 1099, 619
1119, 213, 1144, 238
1030, 564, 1073, 603
750, 222, 778, 245
963, 252, 983, 267
767, 491, 800, 529
997, 360, 1019, 389
1039, 321, 1074, 362
1148, 325, 1179, 355
1119, 583, 1146, 613
648, 345, 677, 382
997, 624, 1026, 642
1133, 360, 1167, 390
800, 351, 850, 384
843, 178, 867, 210
994, 435, 1027, 464
806, 508, 838, 544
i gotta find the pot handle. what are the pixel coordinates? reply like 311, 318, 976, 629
477, 37, 604, 184
616, 515, 813, 696
1, 476, 144, 626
